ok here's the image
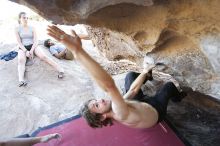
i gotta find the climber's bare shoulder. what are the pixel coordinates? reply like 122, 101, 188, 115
113, 100, 159, 128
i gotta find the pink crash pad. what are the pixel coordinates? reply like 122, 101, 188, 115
33, 116, 185, 146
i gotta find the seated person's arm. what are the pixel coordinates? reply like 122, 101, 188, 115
14, 28, 26, 52
123, 67, 154, 100
47, 25, 129, 119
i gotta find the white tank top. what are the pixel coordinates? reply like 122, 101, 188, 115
18, 25, 34, 46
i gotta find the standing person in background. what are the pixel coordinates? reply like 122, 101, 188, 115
15, 12, 65, 87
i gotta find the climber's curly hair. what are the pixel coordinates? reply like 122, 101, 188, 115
79, 99, 113, 128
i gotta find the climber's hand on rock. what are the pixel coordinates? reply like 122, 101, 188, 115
143, 64, 156, 74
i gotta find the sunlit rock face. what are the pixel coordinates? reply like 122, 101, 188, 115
85, 0, 220, 98
9, 0, 220, 98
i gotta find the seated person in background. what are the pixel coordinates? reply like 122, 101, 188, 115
44, 34, 90, 60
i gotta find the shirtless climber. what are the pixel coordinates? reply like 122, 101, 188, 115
47, 25, 187, 129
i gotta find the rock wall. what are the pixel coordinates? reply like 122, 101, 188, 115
9, 0, 153, 24
86, 26, 143, 62
85, 0, 220, 98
